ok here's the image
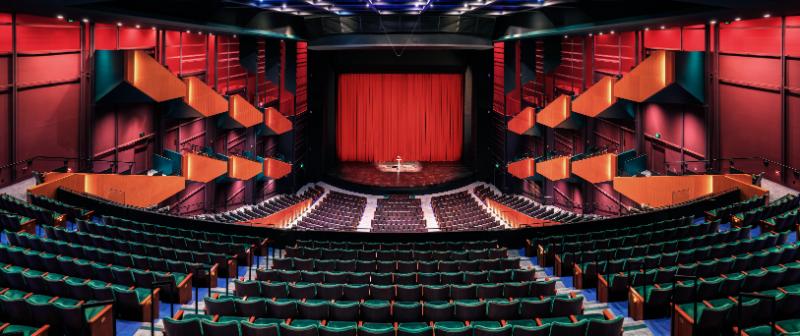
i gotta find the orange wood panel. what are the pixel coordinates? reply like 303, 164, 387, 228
229, 94, 263, 128
228, 155, 263, 181
486, 199, 558, 227
536, 156, 571, 181
29, 173, 86, 198
613, 174, 767, 208
124, 50, 185, 102
571, 153, 618, 183
264, 157, 292, 179
264, 107, 292, 135
507, 158, 536, 179
614, 50, 675, 102
240, 199, 311, 228
29, 173, 185, 208
183, 77, 228, 117
572, 76, 617, 117
182, 153, 228, 183
507, 107, 536, 135
84, 174, 185, 208
712, 175, 769, 201
536, 95, 572, 128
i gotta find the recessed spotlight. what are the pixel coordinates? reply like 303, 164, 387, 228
563, 35, 568, 39
233, 34, 237, 38
610, 30, 615, 34
599, 32, 604, 35
763, 13, 771, 18
282, 3, 287, 9
660, 25, 666, 29
186, 29, 191, 33
644, 27, 649, 31
135, 24, 141, 29
152, 26, 157, 30
117, 22, 123, 27
709, 19, 717, 24
734, 17, 741, 21
56, 14, 64, 20
366, 3, 370, 7
588, 33, 593, 36
81, 18, 89, 23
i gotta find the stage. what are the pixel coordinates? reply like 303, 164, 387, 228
326, 162, 475, 194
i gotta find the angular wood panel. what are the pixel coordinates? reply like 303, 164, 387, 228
572, 77, 635, 119
571, 153, 618, 183
536, 156, 570, 181
29, 173, 185, 208
507, 158, 536, 179
182, 77, 228, 117
264, 157, 292, 180
263, 106, 292, 135
182, 153, 228, 183
613, 174, 768, 208
228, 155, 263, 181
124, 50, 185, 102
507, 107, 537, 135
227, 94, 263, 128
614, 50, 674, 102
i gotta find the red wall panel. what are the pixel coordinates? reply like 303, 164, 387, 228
719, 84, 782, 181
17, 54, 80, 85
787, 16, 800, 57
681, 26, 706, 51
643, 104, 706, 157
94, 23, 118, 50
720, 18, 782, 56
16, 15, 80, 52
0, 14, 11, 53
789, 95, 800, 189
719, 55, 782, 89
644, 27, 681, 50
16, 84, 80, 175
788, 60, 800, 90
0, 93, 8, 185
118, 27, 156, 49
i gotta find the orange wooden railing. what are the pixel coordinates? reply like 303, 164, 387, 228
240, 198, 312, 228
486, 199, 558, 228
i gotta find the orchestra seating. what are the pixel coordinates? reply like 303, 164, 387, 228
474, 186, 601, 224
431, 191, 504, 232
295, 191, 366, 232
158, 239, 624, 336
199, 186, 324, 223
371, 196, 427, 233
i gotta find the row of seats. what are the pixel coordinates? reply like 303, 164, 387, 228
0, 261, 155, 321
199, 186, 323, 223
256, 268, 536, 285
295, 191, 366, 232
29, 194, 92, 222
101, 214, 266, 248
614, 241, 800, 304
559, 225, 743, 276
431, 191, 503, 232
534, 216, 693, 266
704, 194, 766, 222
271, 257, 520, 273
0, 194, 64, 227
164, 311, 623, 336
371, 196, 427, 233
732, 194, 799, 228
43, 225, 222, 285
575, 231, 784, 288
0, 242, 190, 303
202, 295, 584, 322
473, 186, 601, 224
0, 211, 33, 233
284, 246, 509, 261
234, 280, 557, 301
293, 240, 499, 251
0, 288, 111, 336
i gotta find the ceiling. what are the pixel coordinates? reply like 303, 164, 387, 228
3, 0, 799, 40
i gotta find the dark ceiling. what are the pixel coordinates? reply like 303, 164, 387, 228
3, 0, 798, 41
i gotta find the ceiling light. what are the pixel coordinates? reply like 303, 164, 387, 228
660, 25, 666, 29
186, 29, 191, 33
610, 30, 615, 34
599, 32, 603, 35
588, 33, 593, 36
282, 3, 287, 9
117, 22, 123, 27
81, 18, 89, 23
644, 27, 649, 31
366, 2, 370, 7
563, 35, 568, 39
709, 19, 716, 24
734, 17, 741, 21
56, 14, 64, 20
152, 26, 157, 30
763, 13, 771, 18
135, 24, 141, 29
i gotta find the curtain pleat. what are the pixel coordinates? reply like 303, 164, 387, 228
336, 73, 464, 162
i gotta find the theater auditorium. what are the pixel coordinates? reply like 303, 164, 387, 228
0, 0, 798, 335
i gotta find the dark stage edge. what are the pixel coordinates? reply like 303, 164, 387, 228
325, 162, 476, 194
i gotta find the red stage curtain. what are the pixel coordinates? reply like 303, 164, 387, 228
337, 73, 463, 162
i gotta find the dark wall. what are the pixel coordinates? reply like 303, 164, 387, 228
307, 49, 492, 181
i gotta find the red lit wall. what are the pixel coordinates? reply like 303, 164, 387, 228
0, 11, 292, 215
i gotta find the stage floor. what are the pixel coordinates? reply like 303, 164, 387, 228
328, 162, 474, 192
